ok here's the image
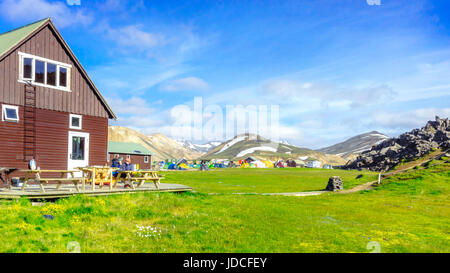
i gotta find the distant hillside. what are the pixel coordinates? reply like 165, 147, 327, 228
201, 134, 347, 165
108, 126, 202, 161
346, 117, 450, 171
318, 131, 389, 157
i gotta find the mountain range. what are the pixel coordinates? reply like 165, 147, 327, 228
317, 131, 389, 158
108, 126, 391, 165
200, 133, 347, 165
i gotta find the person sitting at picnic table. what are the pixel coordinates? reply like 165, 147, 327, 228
111, 155, 120, 168
111, 155, 123, 177
120, 158, 134, 188
121, 158, 133, 171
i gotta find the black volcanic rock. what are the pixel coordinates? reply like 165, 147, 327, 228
345, 116, 450, 171
325, 176, 343, 191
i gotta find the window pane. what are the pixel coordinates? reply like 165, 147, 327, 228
35, 60, 45, 83
47, 63, 56, 86
71, 136, 85, 160
71, 117, 80, 128
23, 58, 32, 79
5, 108, 18, 120
59, 67, 67, 87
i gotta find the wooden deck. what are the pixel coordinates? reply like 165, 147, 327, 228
0, 183, 192, 200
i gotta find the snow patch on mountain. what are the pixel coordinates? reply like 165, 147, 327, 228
216, 136, 248, 154
236, 146, 277, 157
176, 140, 222, 153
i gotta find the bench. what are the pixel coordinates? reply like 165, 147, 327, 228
20, 170, 82, 192
115, 170, 163, 189
77, 167, 118, 191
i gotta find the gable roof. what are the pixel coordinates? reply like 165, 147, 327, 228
0, 18, 48, 57
108, 141, 154, 156
0, 18, 117, 119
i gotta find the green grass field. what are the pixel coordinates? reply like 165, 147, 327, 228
0, 160, 448, 253
161, 168, 378, 193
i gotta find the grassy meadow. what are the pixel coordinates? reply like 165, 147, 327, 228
0, 159, 448, 253
162, 168, 378, 193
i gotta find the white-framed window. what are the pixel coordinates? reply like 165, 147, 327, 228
2, 104, 19, 122
144, 156, 149, 163
18, 52, 71, 92
126, 155, 130, 159
69, 114, 82, 130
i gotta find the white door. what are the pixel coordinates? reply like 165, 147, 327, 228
68, 131, 90, 175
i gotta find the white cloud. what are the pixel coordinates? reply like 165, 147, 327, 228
0, 0, 93, 28
91, 59, 184, 96
160, 77, 209, 91
262, 79, 397, 108
104, 24, 166, 52
106, 96, 155, 117
373, 108, 450, 129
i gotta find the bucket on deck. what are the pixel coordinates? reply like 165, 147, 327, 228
11, 177, 23, 187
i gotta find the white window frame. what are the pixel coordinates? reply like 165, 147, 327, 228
18, 52, 71, 92
2, 104, 19, 122
126, 155, 131, 159
69, 114, 82, 130
144, 156, 149, 163
21, 56, 33, 80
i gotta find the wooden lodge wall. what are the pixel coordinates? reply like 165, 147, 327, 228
0, 107, 108, 170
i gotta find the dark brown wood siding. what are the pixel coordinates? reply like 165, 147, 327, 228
108, 153, 152, 170
0, 25, 110, 118
0, 107, 108, 171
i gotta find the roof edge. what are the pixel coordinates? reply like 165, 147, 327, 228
0, 17, 49, 37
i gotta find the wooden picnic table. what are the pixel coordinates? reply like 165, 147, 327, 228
116, 170, 162, 190
77, 166, 118, 191
20, 169, 81, 193
0, 167, 19, 190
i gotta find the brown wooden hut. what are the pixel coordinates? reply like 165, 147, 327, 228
0, 18, 116, 171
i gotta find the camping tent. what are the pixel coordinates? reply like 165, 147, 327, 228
306, 160, 322, 168
177, 158, 188, 165
286, 159, 296, 167
295, 160, 305, 167
178, 163, 189, 170
240, 163, 250, 168
253, 160, 267, 168
275, 160, 284, 168
168, 163, 177, 170
245, 156, 257, 162
199, 163, 210, 171
262, 160, 273, 168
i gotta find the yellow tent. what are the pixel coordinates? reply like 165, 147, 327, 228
263, 160, 273, 168
240, 163, 250, 168
178, 163, 190, 169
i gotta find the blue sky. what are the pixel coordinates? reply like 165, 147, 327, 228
1, 0, 449, 148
